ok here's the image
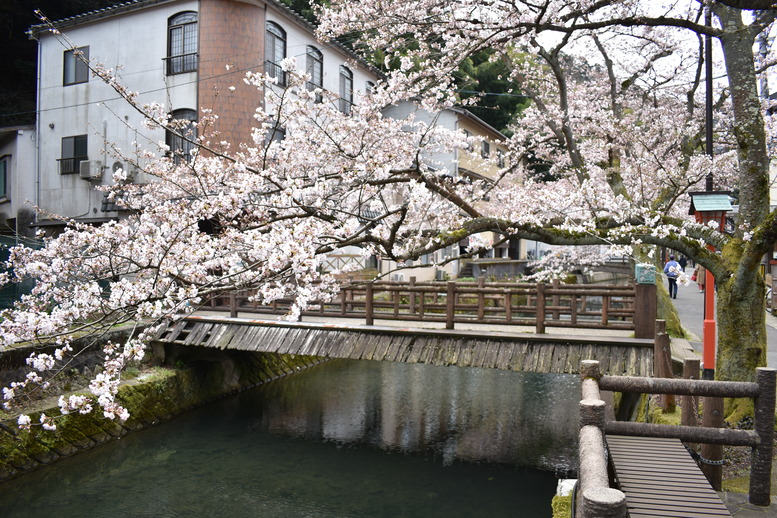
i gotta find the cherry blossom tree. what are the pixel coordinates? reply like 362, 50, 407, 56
315, 0, 777, 384
3, 1, 776, 428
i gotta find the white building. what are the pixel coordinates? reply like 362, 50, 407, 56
27, 0, 380, 233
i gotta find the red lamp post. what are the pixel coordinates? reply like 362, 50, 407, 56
689, 191, 732, 380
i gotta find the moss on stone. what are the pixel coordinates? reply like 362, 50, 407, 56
551, 494, 572, 518
648, 404, 681, 425
0, 352, 322, 482
723, 397, 755, 427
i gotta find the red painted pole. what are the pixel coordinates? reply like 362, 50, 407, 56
703, 249, 716, 379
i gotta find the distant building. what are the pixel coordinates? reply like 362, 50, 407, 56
0, 124, 36, 237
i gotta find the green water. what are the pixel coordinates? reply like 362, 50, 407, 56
0, 359, 579, 517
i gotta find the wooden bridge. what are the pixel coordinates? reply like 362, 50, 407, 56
207, 279, 658, 339
153, 315, 655, 376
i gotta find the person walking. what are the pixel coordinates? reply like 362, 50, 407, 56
664, 255, 680, 299
679, 256, 687, 271
694, 264, 706, 293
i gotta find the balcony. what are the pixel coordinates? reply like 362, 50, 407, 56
165, 52, 198, 75
57, 156, 88, 175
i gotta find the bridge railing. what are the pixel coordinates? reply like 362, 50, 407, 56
578, 359, 777, 515
206, 277, 656, 337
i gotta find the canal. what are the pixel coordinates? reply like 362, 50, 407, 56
0, 358, 579, 517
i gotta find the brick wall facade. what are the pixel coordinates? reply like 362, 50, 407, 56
198, 0, 265, 149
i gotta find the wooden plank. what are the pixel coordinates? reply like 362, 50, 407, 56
495, 342, 515, 370
470, 339, 490, 368
551, 343, 568, 374
607, 435, 730, 517
508, 342, 528, 372
484, 340, 502, 369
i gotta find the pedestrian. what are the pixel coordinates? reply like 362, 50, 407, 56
694, 264, 706, 293
678, 256, 687, 271
664, 254, 680, 299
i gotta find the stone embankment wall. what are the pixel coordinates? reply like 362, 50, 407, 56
0, 334, 321, 482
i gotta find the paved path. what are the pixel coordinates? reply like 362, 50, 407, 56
668, 278, 777, 516
669, 279, 777, 368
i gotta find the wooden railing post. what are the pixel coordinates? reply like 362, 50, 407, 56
700, 395, 724, 490
365, 283, 374, 326
477, 277, 485, 321
535, 283, 546, 334
409, 276, 416, 316
634, 282, 657, 339
654, 320, 675, 411
229, 292, 237, 318
504, 290, 512, 323
446, 281, 456, 329
749, 367, 777, 506
681, 358, 700, 428
551, 278, 560, 321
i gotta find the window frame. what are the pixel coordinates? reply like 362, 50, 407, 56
59, 135, 88, 175
339, 65, 353, 114
265, 21, 287, 86
165, 109, 198, 164
481, 140, 491, 159
0, 155, 8, 200
63, 46, 90, 86
306, 46, 323, 101
167, 12, 198, 75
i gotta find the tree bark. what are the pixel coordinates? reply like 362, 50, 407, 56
710, 5, 771, 382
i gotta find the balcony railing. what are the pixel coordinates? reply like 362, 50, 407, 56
165, 53, 198, 75
265, 61, 286, 86
57, 156, 88, 175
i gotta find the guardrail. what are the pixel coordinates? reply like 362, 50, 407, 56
205, 277, 657, 338
577, 359, 776, 516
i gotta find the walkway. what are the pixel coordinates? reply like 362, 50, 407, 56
669, 280, 777, 516
670, 281, 777, 368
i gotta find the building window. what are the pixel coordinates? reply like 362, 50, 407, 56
366, 81, 375, 94
59, 135, 88, 175
339, 66, 353, 114
306, 46, 323, 101
265, 22, 286, 86
497, 149, 505, 168
165, 109, 197, 164
481, 140, 490, 159
64, 47, 89, 85
167, 12, 198, 75
0, 156, 8, 199
265, 122, 286, 145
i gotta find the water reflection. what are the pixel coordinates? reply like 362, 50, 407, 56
241, 359, 579, 473
0, 358, 579, 517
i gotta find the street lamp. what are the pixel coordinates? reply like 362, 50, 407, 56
689, 190, 732, 380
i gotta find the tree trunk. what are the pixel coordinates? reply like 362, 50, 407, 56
716, 271, 767, 382
710, 5, 771, 383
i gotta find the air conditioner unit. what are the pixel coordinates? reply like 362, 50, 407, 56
435, 269, 446, 281
79, 160, 103, 181
390, 274, 405, 282
112, 161, 139, 182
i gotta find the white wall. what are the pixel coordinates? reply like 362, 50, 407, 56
266, 7, 380, 111
35, 1, 198, 220
380, 101, 458, 175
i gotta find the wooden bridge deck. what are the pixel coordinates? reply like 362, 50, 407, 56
606, 435, 731, 517
153, 315, 654, 375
